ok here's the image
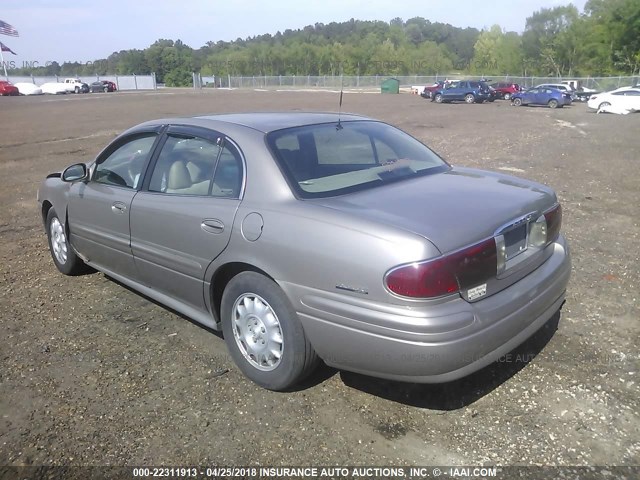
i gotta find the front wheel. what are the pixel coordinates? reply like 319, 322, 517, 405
221, 272, 319, 391
103, 86, 109, 93
598, 102, 611, 110
74, 86, 80, 94
433, 93, 443, 103
548, 99, 559, 109
512, 98, 523, 106
465, 93, 475, 104
46, 208, 88, 275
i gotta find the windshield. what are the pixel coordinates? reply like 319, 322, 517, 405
267, 120, 449, 198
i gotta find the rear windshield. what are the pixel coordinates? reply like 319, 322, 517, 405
266, 120, 448, 198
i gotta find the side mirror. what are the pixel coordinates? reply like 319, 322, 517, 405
62, 163, 88, 182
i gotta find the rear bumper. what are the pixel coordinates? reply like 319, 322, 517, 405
291, 236, 571, 383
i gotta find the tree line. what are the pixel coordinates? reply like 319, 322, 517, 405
9, 0, 639, 86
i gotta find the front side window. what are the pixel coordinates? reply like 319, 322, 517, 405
267, 121, 448, 198
93, 134, 156, 188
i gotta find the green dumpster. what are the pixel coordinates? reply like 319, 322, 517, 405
381, 78, 400, 94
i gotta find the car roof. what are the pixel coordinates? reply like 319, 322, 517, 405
136, 112, 371, 134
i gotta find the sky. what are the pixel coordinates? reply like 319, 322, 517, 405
1, 0, 588, 68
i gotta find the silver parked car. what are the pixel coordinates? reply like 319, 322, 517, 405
37, 113, 571, 391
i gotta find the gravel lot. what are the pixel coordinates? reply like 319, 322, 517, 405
0, 89, 638, 471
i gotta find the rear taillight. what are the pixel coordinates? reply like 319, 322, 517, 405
386, 204, 562, 299
385, 238, 497, 298
544, 204, 562, 243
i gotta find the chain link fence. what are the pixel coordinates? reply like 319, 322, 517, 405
193, 73, 640, 92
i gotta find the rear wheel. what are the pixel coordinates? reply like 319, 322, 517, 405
103, 86, 109, 93
221, 272, 319, 391
504, 93, 511, 100
465, 93, 475, 104
45, 208, 87, 276
512, 97, 523, 106
548, 99, 559, 109
74, 86, 79, 94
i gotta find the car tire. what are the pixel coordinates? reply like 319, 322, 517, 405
45, 208, 88, 276
598, 102, 611, 110
221, 272, 319, 391
103, 86, 109, 93
548, 99, 559, 109
504, 93, 511, 100
512, 98, 522, 106
465, 93, 475, 104
434, 93, 443, 103
74, 86, 79, 94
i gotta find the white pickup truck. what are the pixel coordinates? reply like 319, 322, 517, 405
62, 78, 87, 93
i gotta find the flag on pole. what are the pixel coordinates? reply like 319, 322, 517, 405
0, 20, 19, 37
0, 41, 16, 55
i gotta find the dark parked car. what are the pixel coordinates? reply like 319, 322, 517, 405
80, 83, 90, 94
38, 112, 570, 391
511, 87, 568, 108
0, 80, 19, 96
432, 80, 493, 104
490, 82, 521, 100
90, 80, 117, 93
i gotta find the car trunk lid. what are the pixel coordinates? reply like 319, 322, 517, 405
313, 167, 559, 300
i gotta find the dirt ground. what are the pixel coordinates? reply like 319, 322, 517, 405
0, 89, 638, 471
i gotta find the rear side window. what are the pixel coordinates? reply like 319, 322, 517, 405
267, 121, 448, 198
148, 135, 243, 198
149, 136, 220, 195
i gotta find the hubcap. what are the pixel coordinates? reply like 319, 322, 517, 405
50, 217, 68, 264
232, 293, 283, 371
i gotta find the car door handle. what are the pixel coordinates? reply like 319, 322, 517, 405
111, 202, 127, 214
201, 219, 224, 234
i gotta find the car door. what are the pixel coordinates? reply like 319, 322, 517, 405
450, 81, 465, 101
67, 131, 161, 279
130, 126, 244, 311
623, 90, 640, 109
521, 88, 535, 104
533, 88, 546, 104
442, 81, 460, 100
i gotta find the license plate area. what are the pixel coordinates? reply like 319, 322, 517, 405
503, 223, 528, 260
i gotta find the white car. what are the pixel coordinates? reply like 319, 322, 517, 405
40, 83, 69, 95
587, 87, 640, 114
14, 83, 43, 95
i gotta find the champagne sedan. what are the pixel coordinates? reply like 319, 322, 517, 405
37, 113, 571, 390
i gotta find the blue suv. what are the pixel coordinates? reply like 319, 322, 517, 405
432, 80, 493, 104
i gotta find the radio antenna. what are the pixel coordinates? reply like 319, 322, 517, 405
336, 75, 344, 131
